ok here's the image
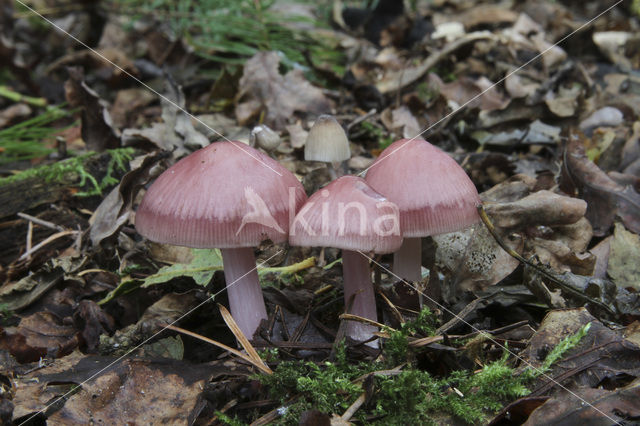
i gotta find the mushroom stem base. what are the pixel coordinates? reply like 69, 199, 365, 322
221, 247, 267, 339
342, 250, 378, 347
393, 237, 422, 282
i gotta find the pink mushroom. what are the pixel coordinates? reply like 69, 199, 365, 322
135, 141, 307, 338
364, 138, 480, 282
290, 176, 402, 344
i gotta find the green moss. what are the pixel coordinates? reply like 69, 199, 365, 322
383, 307, 437, 366
0, 148, 134, 197
359, 121, 393, 149
257, 312, 592, 424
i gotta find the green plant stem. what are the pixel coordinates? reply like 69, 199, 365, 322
0, 85, 47, 107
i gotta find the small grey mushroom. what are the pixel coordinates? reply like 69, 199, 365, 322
250, 125, 281, 152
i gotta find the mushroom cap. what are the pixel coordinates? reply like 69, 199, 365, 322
136, 141, 307, 248
304, 115, 351, 162
364, 138, 480, 237
289, 176, 402, 253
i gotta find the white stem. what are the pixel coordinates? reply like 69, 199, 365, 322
342, 250, 378, 346
221, 247, 267, 339
393, 237, 422, 282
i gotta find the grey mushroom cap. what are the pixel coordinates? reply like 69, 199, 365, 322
304, 115, 351, 162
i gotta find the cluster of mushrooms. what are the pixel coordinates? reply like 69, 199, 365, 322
135, 116, 480, 346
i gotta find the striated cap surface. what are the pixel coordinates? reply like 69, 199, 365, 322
304, 115, 351, 162
290, 176, 402, 253
136, 141, 307, 248
365, 138, 480, 237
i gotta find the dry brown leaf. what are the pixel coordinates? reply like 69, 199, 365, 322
235, 51, 331, 129
483, 190, 586, 229
561, 134, 640, 235
0, 311, 78, 363
64, 67, 120, 151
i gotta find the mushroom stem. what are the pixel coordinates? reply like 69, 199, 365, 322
327, 162, 339, 180
342, 250, 378, 346
221, 247, 267, 339
392, 237, 422, 282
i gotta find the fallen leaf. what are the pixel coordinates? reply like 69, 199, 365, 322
73, 300, 114, 353
99, 293, 200, 355
607, 223, 640, 291
1, 311, 78, 363
561, 133, 640, 235
579, 106, 624, 132
121, 75, 208, 157
483, 190, 586, 229
380, 105, 421, 138
89, 151, 166, 246
235, 51, 331, 129
11, 351, 210, 424
64, 67, 120, 151
141, 248, 223, 288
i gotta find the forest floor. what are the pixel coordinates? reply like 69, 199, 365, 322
1, 0, 640, 424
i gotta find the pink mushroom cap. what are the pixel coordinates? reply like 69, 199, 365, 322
289, 176, 402, 253
364, 138, 480, 237
135, 141, 307, 248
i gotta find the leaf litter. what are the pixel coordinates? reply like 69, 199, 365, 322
1, 0, 640, 424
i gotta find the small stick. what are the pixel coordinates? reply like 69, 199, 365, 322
339, 313, 387, 330
26, 220, 33, 261
19, 230, 77, 261
17, 212, 66, 232
341, 392, 366, 421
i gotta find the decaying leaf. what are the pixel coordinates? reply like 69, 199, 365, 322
99, 292, 200, 355
10, 350, 210, 424
520, 309, 640, 424
0, 265, 64, 312
561, 134, 640, 235
435, 224, 522, 295
0, 311, 78, 363
483, 190, 586, 229
235, 51, 331, 129
524, 381, 640, 425
89, 151, 166, 246
121, 75, 208, 157
64, 67, 120, 151
607, 223, 640, 291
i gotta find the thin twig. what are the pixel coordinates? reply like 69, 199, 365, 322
218, 304, 273, 374
17, 212, 66, 232
25, 220, 33, 262
19, 230, 78, 261
341, 392, 366, 421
